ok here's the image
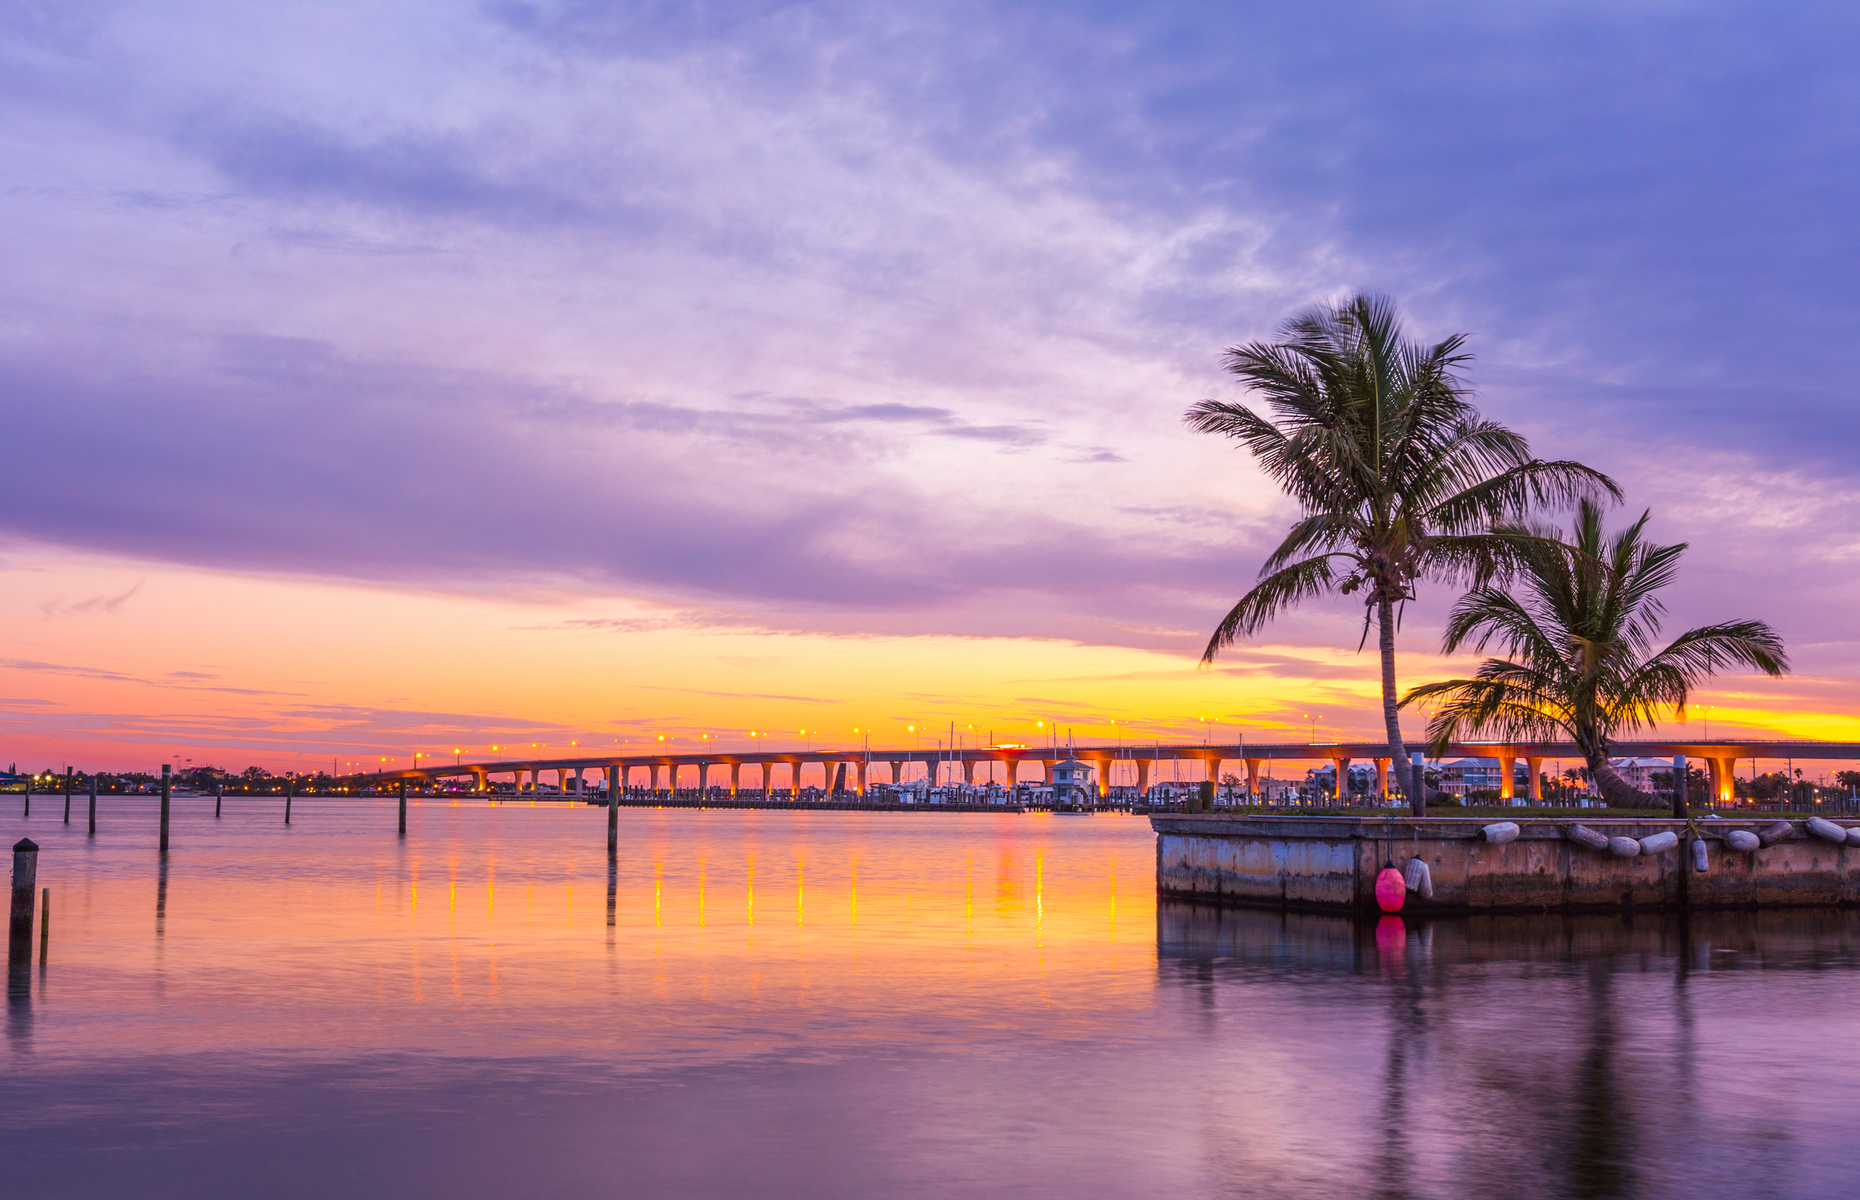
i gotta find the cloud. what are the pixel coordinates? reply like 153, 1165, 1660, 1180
41, 581, 142, 618
189, 117, 607, 229
0, 657, 139, 683
0, 0, 1855, 670
628, 685, 837, 704
0, 656, 300, 696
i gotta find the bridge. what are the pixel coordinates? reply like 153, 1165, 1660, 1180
360, 739, 1860, 803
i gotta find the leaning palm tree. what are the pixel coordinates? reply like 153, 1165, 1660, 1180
1400, 499, 1788, 810
1185, 294, 1617, 815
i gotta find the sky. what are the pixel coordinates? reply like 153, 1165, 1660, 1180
4, 0, 1860, 776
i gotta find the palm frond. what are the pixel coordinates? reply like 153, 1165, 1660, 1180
1428, 460, 1621, 532
1200, 555, 1340, 664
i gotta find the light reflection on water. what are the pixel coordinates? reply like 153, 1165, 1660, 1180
3, 799, 1857, 1198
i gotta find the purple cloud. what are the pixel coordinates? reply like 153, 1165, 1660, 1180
0, 0, 1855, 678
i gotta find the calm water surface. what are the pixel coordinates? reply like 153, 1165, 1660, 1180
3, 799, 1857, 1198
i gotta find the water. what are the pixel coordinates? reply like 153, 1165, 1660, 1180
3, 798, 1857, 1198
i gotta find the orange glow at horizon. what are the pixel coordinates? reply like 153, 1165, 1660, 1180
2, 547, 1857, 775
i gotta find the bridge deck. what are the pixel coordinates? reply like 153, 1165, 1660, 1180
363, 740, 1860, 784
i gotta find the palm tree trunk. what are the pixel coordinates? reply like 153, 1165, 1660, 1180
1377, 596, 1421, 815
1585, 754, 1655, 809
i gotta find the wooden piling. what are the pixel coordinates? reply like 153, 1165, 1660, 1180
87, 772, 97, 837
159, 764, 171, 853
607, 766, 619, 855
284, 777, 293, 825
397, 780, 406, 836
38, 888, 48, 964
8, 839, 37, 966
21, 775, 28, 818
63, 768, 72, 824
215, 784, 222, 819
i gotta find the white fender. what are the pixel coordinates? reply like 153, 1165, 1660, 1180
1404, 857, 1434, 899
1566, 824, 1610, 851
1608, 837, 1641, 858
1806, 816, 1848, 844
1481, 821, 1521, 844
1691, 838, 1709, 872
1724, 830, 1760, 852
1638, 831, 1679, 855
1757, 821, 1795, 847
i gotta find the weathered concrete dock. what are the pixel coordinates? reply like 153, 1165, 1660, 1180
1151, 814, 1860, 912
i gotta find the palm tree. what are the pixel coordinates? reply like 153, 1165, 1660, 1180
1400, 499, 1788, 810
1185, 294, 1617, 815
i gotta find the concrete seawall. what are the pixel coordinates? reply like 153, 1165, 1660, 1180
1151, 814, 1860, 912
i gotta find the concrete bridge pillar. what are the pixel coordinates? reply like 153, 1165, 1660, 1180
729, 762, 740, 796
923, 757, 939, 787
697, 762, 709, 795
1709, 757, 1736, 803
962, 759, 975, 786
650, 764, 662, 794
529, 768, 540, 793
471, 768, 487, 791
856, 761, 867, 795
1374, 758, 1389, 801
1331, 757, 1351, 802
755, 762, 769, 794
1498, 754, 1517, 802
1092, 758, 1112, 798
1245, 758, 1263, 798
888, 761, 901, 785
789, 762, 803, 795
1527, 757, 1544, 801
1136, 759, 1152, 797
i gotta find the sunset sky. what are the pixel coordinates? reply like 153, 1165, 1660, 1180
4, 2, 1859, 775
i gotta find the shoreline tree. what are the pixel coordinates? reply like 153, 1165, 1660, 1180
1185, 294, 1618, 815
1400, 499, 1788, 811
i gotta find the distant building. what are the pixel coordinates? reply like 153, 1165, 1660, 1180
1050, 757, 1093, 803
1435, 758, 1529, 796
1611, 758, 1675, 790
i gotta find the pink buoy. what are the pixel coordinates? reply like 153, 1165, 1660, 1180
1375, 914, 1406, 952
1375, 866, 1406, 912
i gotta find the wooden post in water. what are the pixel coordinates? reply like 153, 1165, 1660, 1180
607, 766, 619, 854
397, 780, 406, 837
63, 768, 72, 824
88, 772, 97, 837
38, 889, 48, 964
159, 764, 171, 853
8, 839, 37, 966
215, 783, 222, 819
21, 773, 28, 818
284, 776, 293, 825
